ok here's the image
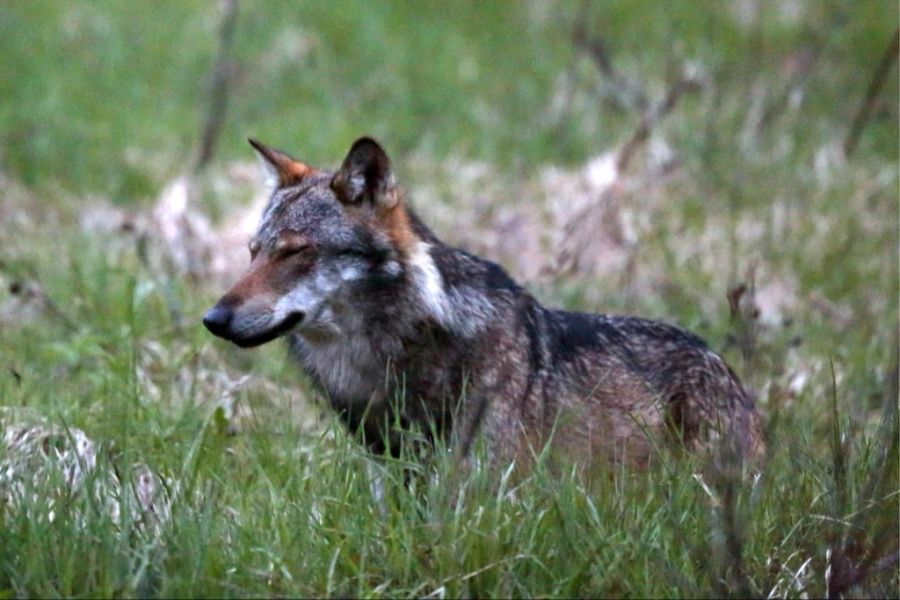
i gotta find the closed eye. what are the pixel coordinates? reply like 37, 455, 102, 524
274, 231, 313, 258
276, 243, 312, 258
335, 246, 389, 264
336, 249, 370, 260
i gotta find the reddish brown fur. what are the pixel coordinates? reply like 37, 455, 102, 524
220, 249, 311, 307
380, 199, 417, 255
281, 161, 315, 186
248, 137, 317, 187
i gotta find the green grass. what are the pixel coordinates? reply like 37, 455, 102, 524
1, 0, 898, 597
0, 357, 896, 597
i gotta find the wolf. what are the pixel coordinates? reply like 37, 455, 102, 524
203, 137, 764, 472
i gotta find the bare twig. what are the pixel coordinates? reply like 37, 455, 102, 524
844, 28, 899, 157
707, 434, 755, 598
195, 0, 240, 172
546, 2, 591, 132
552, 64, 701, 277
855, 335, 899, 518
1, 262, 78, 332
828, 360, 847, 516
719, 476, 754, 597
616, 69, 702, 173
825, 337, 900, 598
571, 5, 649, 114
755, 46, 821, 134
726, 266, 761, 373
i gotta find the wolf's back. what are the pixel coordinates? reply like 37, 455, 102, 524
533, 309, 764, 463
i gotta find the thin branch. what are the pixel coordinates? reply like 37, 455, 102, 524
552, 63, 702, 277
195, 0, 240, 172
719, 476, 754, 598
726, 265, 761, 373
826, 337, 900, 598
844, 28, 899, 157
616, 70, 702, 173
1, 262, 78, 332
572, 15, 649, 114
755, 46, 821, 135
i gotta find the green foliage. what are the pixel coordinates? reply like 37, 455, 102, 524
2, 1, 896, 202
0, 334, 897, 597
1, 0, 898, 597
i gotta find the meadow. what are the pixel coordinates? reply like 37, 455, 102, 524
1, 1, 898, 597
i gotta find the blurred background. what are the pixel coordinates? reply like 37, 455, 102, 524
0, 3, 898, 596
0, 1, 896, 195
0, 0, 897, 443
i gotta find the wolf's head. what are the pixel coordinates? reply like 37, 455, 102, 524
203, 137, 422, 348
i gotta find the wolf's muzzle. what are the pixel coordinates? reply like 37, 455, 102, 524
202, 305, 234, 338
203, 303, 305, 348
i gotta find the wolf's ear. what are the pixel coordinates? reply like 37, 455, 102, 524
332, 137, 398, 210
248, 138, 312, 191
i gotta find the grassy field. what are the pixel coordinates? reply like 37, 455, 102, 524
1, 1, 898, 597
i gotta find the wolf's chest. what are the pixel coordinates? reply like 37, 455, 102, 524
291, 333, 387, 406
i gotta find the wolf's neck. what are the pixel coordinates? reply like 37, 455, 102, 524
406, 238, 500, 339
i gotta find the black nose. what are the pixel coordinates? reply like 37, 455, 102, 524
203, 305, 233, 337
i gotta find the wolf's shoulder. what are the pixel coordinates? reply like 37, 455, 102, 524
427, 240, 523, 296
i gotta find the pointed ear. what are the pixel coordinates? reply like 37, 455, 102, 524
331, 137, 398, 210
248, 138, 312, 191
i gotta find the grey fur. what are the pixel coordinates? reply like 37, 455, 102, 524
204, 137, 764, 473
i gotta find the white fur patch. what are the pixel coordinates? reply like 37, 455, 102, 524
407, 240, 495, 338
347, 173, 366, 199
272, 262, 364, 326
408, 240, 450, 324
383, 260, 402, 277
255, 153, 282, 195
275, 259, 384, 401
272, 277, 323, 324
299, 324, 382, 403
